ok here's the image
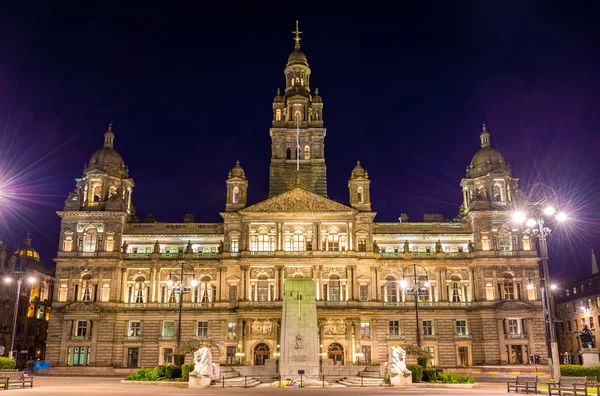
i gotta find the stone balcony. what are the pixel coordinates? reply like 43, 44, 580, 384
504, 333, 529, 339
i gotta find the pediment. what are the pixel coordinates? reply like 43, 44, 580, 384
240, 188, 357, 215
59, 302, 101, 313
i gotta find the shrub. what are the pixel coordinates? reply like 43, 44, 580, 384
422, 368, 437, 382
174, 354, 185, 367
145, 369, 159, 381
165, 364, 182, 380
155, 365, 166, 378
181, 363, 195, 381
406, 364, 423, 383
438, 372, 475, 384
417, 356, 428, 369
561, 365, 600, 380
0, 357, 16, 370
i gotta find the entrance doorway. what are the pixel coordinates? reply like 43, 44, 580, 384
362, 346, 372, 364
226, 346, 236, 365
457, 346, 470, 367
254, 343, 270, 365
328, 343, 344, 365
127, 347, 139, 368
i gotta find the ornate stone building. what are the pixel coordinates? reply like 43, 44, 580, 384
46, 26, 546, 371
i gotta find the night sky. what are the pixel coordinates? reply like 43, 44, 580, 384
0, 2, 599, 279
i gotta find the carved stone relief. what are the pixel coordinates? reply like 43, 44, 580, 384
322, 267, 347, 278
322, 319, 347, 335
284, 267, 313, 278
251, 320, 273, 336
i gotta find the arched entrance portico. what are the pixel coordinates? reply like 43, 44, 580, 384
254, 343, 270, 365
328, 343, 344, 365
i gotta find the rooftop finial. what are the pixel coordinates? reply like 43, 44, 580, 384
480, 123, 491, 148
293, 20, 302, 49
108, 122, 113, 132
104, 122, 115, 148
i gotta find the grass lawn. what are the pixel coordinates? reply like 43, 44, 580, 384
538, 385, 598, 394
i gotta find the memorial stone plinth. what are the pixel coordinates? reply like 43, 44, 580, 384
581, 348, 600, 366
279, 278, 320, 377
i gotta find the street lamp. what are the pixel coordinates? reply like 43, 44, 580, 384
3, 250, 36, 361
512, 183, 568, 380
165, 262, 197, 347
399, 264, 430, 347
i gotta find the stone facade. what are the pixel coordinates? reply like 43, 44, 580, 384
46, 25, 546, 371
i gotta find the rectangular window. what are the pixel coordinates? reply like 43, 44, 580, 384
588, 298, 593, 309
227, 322, 237, 339
197, 321, 209, 337
567, 321, 572, 332
59, 284, 68, 302
358, 238, 366, 252
63, 233, 73, 252
422, 320, 433, 336
359, 285, 368, 301
162, 321, 174, 338
75, 320, 88, 338
456, 320, 467, 336
596, 296, 600, 308
389, 320, 400, 336
128, 321, 141, 337
591, 317, 595, 330
231, 241, 239, 253
424, 346, 435, 367
162, 348, 173, 365
507, 319, 520, 335
574, 319, 578, 331
360, 322, 370, 337
101, 284, 110, 302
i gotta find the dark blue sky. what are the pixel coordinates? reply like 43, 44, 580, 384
0, 2, 599, 278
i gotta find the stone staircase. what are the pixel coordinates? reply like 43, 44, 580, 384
337, 375, 386, 387
210, 366, 267, 388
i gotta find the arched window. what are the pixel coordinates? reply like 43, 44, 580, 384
286, 147, 292, 160
292, 230, 304, 251
134, 276, 146, 304
296, 77, 300, 85
108, 186, 117, 198
92, 183, 102, 202
257, 275, 269, 302
503, 273, 515, 300
493, 184, 502, 201
294, 109, 302, 122
199, 275, 212, 303
81, 274, 93, 301
357, 187, 364, 204
477, 185, 486, 198
83, 228, 97, 252
254, 343, 270, 366
386, 275, 397, 303
232, 186, 240, 204
329, 275, 341, 302
275, 109, 282, 121
328, 343, 344, 365
304, 145, 310, 160
450, 275, 462, 302
498, 230, 511, 251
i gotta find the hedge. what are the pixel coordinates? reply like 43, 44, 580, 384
406, 364, 423, 383
422, 368, 438, 382
0, 357, 16, 370
165, 365, 182, 380
182, 363, 195, 381
174, 354, 185, 367
561, 365, 600, 380
155, 365, 166, 378
417, 357, 428, 369
438, 372, 475, 384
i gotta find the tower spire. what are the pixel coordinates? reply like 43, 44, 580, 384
292, 20, 302, 49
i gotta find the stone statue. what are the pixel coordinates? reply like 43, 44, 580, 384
468, 241, 475, 253
121, 241, 129, 254
580, 325, 595, 348
387, 346, 412, 386
153, 240, 160, 253
372, 241, 380, 254
435, 240, 443, 253
217, 240, 224, 254
189, 347, 220, 388
185, 240, 193, 254
403, 240, 410, 253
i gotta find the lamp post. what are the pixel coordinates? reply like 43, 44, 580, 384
3, 250, 36, 361
513, 183, 567, 380
166, 262, 197, 347
399, 264, 431, 348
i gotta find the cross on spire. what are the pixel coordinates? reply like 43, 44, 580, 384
292, 20, 302, 49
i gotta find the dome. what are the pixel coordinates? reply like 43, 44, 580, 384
273, 88, 284, 103
287, 49, 308, 66
350, 160, 368, 179
85, 124, 128, 178
466, 124, 510, 178
229, 160, 246, 179
15, 234, 40, 261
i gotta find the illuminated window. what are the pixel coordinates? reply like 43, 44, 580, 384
503, 274, 515, 300
83, 228, 97, 253
81, 274, 93, 301
507, 319, 520, 335
450, 275, 462, 302
360, 322, 370, 337
198, 276, 213, 303
329, 275, 341, 301
357, 187, 364, 203
498, 232, 511, 251
232, 186, 239, 204
485, 283, 495, 301
128, 321, 141, 338
275, 109, 282, 121
304, 145, 310, 160
63, 233, 73, 252
386, 275, 398, 303
456, 320, 468, 336
59, 284, 68, 302
101, 284, 110, 302
257, 275, 269, 302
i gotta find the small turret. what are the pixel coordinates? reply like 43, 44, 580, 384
225, 160, 248, 211
348, 160, 371, 211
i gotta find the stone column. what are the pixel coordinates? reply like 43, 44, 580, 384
120, 268, 128, 303
216, 267, 222, 302
468, 268, 474, 302
347, 266, 354, 301
312, 223, 318, 250
348, 222, 353, 251
277, 223, 283, 251
274, 266, 280, 300
279, 266, 285, 300
374, 267, 380, 301
151, 267, 157, 302
497, 319, 507, 364
240, 266, 248, 301
440, 268, 447, 301
316, 223, 321, 250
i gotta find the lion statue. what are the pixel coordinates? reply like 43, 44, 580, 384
190, 347, 220, 379
387, 346, 412, 385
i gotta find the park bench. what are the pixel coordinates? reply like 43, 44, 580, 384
0, 371, 34, 389
507, 375, 538, 394
548, 376, 588, 396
